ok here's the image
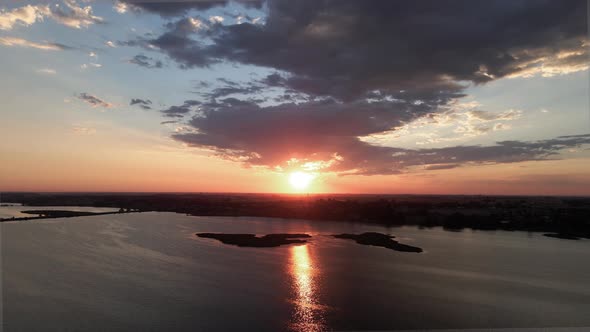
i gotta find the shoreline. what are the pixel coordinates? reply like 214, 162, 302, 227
0, 210, 139, 222
1, 192, 589, 239
2, 209, 589, 242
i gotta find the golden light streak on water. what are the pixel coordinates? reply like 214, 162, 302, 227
289, 244, 326, 332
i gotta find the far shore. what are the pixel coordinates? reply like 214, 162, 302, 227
0, 209, 139, 222
1, 193, 589, 240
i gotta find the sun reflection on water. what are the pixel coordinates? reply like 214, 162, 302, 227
289, 244, 326, 332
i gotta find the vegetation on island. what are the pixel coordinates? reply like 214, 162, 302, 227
196, 233, 311, 247
333, 232, 423, 252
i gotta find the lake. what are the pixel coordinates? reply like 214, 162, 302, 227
1, 208, 589, 331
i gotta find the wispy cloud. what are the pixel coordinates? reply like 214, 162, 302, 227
71, 125, 96, 135
128, 54, 163, 69
0, 1, 103, 31
130, 98, 152, 110
80, 63, 102, 70
0, 36, 68, 51
46, 0, 104, 29
36, 68, 57, 75
77, 93, 113, 108
0, 4, 49, 30
161, 100, 200, 118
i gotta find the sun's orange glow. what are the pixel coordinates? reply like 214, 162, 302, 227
289, 171, 315, 191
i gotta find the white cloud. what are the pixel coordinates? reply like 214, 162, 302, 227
507, 45, 589, 79
209, 16, 224, 24
50, 0, 103, 29
384, 103, 524, 146
493, 123, 511, 131
105, 40, 116, 48
81, 62, 102, 69
0, 36, 64, 51
189, 17, 205, 30
467, 109, 522, 122
36, 68, 57, 74
0, 1, 103, 30
0, 4, 49, 30
113, 1, 128, 14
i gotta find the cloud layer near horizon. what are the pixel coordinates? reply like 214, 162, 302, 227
172, 98, 590, 174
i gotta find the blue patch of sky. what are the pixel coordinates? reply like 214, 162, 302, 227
0, 0, 273, 136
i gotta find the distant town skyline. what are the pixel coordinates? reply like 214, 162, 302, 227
0, 0, 589, 195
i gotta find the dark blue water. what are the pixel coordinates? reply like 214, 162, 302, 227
2, 211, 589, 331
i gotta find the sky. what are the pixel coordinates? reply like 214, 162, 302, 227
0, 0, 589, 195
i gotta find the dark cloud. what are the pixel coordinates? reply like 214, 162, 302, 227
128, 54, 163, 68
170, 96, 590, 174
173, 98, 590, 174
273, 94, 292, 103
203, 81, 264, 99
221, 10, 259, 23
423, 164, 462, 171
216, 78, 238, 86
161, 100, 201, 118
143, 0, 589, 174
148, 20, 215, 68
378, 135, 590, 175
77, 93, 113, 108
121, 0, 262, 17
130, 98, 153, 110
194, 80, 211, 88
120, 0, 228, 16
144, 0, 587, 100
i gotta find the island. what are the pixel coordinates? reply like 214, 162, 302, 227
543, 233, 583, 240
333, 232, 423, 253
22, 210, 105, 218
196, 233, 311, 247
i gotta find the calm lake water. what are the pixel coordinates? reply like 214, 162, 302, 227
1, 208, 589, 331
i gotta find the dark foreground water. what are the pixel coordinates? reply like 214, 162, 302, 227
2, 210, 589, 331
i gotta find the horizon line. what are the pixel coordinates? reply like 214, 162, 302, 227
1, 191, 589, 198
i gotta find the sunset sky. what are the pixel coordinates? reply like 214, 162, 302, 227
0, 0, 589, 194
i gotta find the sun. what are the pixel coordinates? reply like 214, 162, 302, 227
289, 171, 315, 191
